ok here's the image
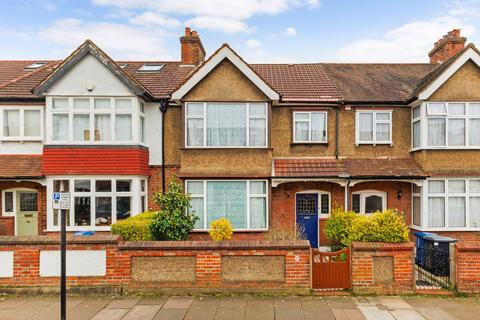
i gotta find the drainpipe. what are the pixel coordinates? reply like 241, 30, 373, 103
159, 99, 169, 193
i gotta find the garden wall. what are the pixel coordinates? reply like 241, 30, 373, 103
456, 242, 480, 293
350, 242, 415, 295
0, 235, 310, 294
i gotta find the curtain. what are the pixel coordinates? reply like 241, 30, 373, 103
376, 123, 390, 142
448, 197, 466, 227
448, 119, 465, 146
249, 119, 266, 146
359, 113, 373, 141
295, 121, 309, 141
206, 104, 246, 146
448, 180, 465, 193
73, 114, 90, 141
469, 197, 480, 227
187, 118, 204, 146
53, 114, 68, 141
427, 103, 446, 115
250, 197, 266, 229
115, 114, 132, 141
429, 180, 445, 193
24, 110, 40, 137
470, 119, 480, 146
428, 197, 445, 227
428, 118, 446, 146
95, 114, 111, 141
190, 197, 204, 229
311, 113, 326, 142
3, 110, 19, 136
207, 181, 247, 228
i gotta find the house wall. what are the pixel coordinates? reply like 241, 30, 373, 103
429, 60, 480, 101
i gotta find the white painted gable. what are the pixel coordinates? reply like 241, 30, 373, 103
47, 54, 134, 96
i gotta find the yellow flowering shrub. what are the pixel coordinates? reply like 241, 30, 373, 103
209, 217, 233, 241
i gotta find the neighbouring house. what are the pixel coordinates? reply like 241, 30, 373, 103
0, 28, 479, 249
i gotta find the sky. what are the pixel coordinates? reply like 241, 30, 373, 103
1, 0, 480, 63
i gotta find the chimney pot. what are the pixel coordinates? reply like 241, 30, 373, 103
185, 27, 191, 36
191, 31, 198, 38
428, 29, 466, 64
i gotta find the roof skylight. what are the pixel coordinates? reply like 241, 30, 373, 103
138, 64, 164, 72
25, 62, 47, 69
118, 63, 128, 68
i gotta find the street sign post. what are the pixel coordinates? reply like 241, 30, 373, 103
53, 192, 70, 320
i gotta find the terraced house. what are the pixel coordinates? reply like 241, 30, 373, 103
1, 28, 479, 249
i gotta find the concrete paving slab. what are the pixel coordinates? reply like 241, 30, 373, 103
218, 297, 247, 308
0, 298, 29, 308
303, 305, 335, 320
48, 297, 86, 309
70, 298, 112, 320
122, 305, 161, 320
325, 297, 357, 309
154, 308, 188, 320
300, 297, 328, 307
192, 296, 221, 306
274, 297, 303, 308
90, 308, 129, 320
246, 296, 275, 307
184, 305, 218, 320
379, 297, 413, 310
359, 306, 396, 320
214, 307, 245, 320
415, 307, 455, 320
105, 297, 140, 309
245, 306, 274, 320
390, 309, 426, 320
332, 308, 366, 320
275, 307, 305, 320
163, 296, 194, 309
138, 296, 168, 306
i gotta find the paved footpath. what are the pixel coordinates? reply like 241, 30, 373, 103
0, 295, 479, 320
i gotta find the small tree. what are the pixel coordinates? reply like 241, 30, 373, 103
149, 176, 198, 240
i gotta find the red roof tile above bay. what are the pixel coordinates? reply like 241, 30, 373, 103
273, 158, 347, 177
344, 158, 426, 178
0, 155, 43, 178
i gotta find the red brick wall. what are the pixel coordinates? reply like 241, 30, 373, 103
0, 217, 14, 236
0, 181, 47, 235
350, 242, 415, 295
0, 236, 310, 293
456, 242, 480, 293
148, 165, 180, 210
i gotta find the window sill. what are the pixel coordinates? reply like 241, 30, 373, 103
291, 142, 328, 146
410, 226, 480, 232
181, 147, 273, 151
355, 142, 393, 146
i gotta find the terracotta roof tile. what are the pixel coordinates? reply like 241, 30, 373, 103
273, 158, 347, 177
0, 155, 43, 178
344, 158, 426, 178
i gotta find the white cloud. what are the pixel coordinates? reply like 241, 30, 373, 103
336, 16, 475, 62
246, 38, 262, 48
40, 18, 172, 60
285, 27, 297, 36
186, 16, 254, 34
129, 11, 181, 28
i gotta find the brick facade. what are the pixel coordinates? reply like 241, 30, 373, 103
350, 242, 415, 295
147, 165, 180, 211
456, 242, 480, 293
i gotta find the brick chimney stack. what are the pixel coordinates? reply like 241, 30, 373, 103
180, 27, 206, 66
428, 29, 466, 64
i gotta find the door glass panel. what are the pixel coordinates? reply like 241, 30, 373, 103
365, 195, 383, 213
4, 192, 13, 212
19, 192, 37, 211
297, 194, 317, 215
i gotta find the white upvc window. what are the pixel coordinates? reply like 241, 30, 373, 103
185, 102, 267, 148
412, 184, 422, 227
352, 190, 387, 214
414, 102, 480, 150
186, 180, 268, 231
293, 111, 327, 143
355, 110, 392, 145
46, 176, 147, 231
425, 178, 480, 230
47, 97, 144, 144
0, 106, 43, 141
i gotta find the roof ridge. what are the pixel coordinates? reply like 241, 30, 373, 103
0, 61, 59, 90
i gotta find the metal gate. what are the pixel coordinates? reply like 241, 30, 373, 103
312, 248, 351, 289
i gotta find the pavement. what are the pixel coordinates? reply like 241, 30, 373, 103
0, 295, 479, 320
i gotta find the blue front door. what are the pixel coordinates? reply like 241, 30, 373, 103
296, 193, 318, 248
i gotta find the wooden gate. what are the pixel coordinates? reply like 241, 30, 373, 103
312, 248, 351, 289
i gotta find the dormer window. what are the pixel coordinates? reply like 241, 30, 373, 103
138, 64, 164, 72
25, 62, 47, 69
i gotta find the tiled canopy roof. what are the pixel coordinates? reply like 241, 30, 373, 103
0, 155, 43, 178
273, 158, 426, 179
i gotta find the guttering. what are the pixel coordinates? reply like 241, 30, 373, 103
159, 99, 169, 193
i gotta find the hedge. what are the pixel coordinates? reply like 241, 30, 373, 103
111, 211, 157, 241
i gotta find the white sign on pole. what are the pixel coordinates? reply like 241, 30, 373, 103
53, 192, 70, 210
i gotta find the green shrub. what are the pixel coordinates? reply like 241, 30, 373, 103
150, 177, 198, 240
324, 208, 409, 249
111, 211, 157, 240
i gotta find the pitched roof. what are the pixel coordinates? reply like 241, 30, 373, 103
273, 158, 426, 179
0, 155, 43, 178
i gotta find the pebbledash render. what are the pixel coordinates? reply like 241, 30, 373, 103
1, 28, 480, 248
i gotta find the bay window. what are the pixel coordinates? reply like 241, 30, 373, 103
414, 102, 480, 149
355, 110, 392, 144
186, 180, 268, 230
48, 97, 144, 144
426, 179, 480, 229
48, 177, 147, 230
1, 107, 42, 140
185, 102, 267, 147
293, 111, 327, 143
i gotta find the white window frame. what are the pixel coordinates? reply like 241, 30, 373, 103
421, 178, 480, 231
46, 176, 147, 231
413, 102, 480, 150
46, 96, 144, 145
411, 184, 422, 227
186, 179, 269, 231
355, 110, 392, 145
296, 190, 331, 218
352, 190, 387, 214
292, 111, 328, 143
0, 106, 43, 141
184, 102, 268, 148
